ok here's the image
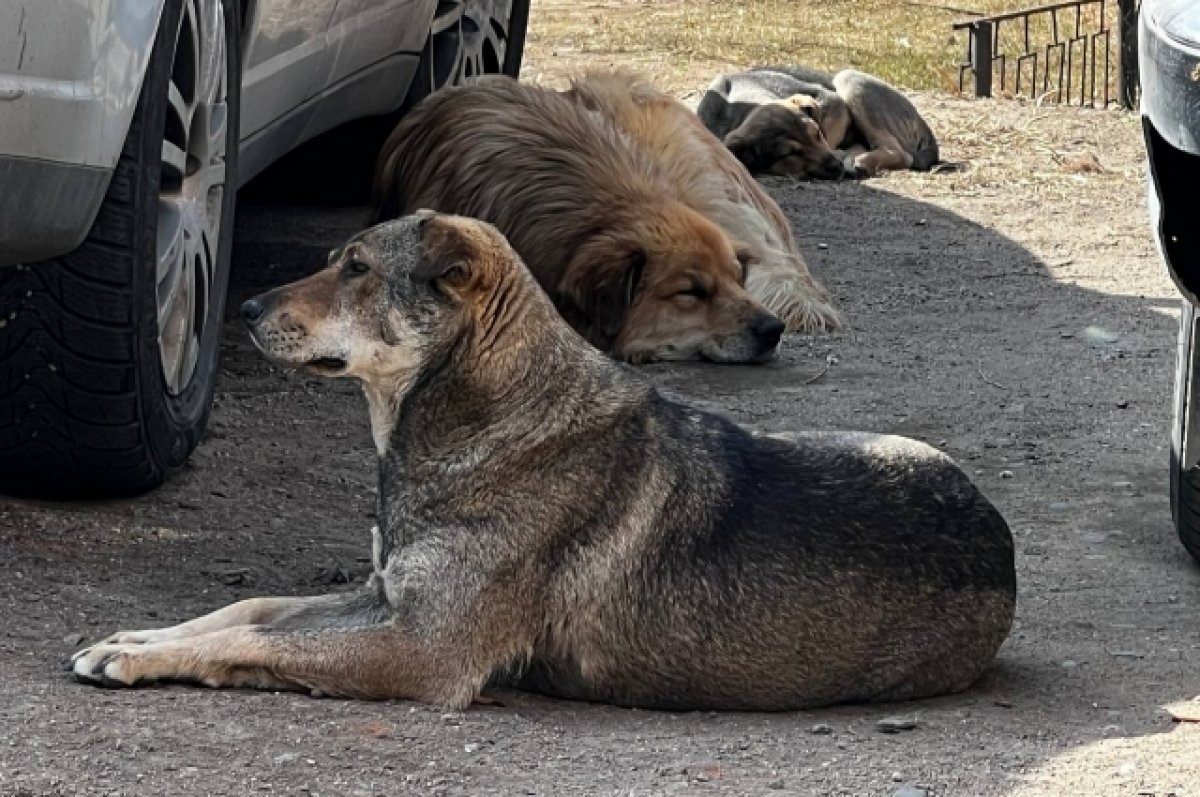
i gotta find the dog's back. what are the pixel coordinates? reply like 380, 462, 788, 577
373, 78, 668, 291
697, 68, 836, 139
518, 403, 1015, 710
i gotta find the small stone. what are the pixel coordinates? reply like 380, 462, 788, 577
463, 743, 480, 754
273, 753, 299, 765
809, 723, 833, 735
1109, 651, 1144, 659
1084, 325, 1120, 347
1061, 660, 1079, 669
817, 243, 829, 250
876, 716, 919, 734
999, 470, 1014, 479
767, 780, 786, 790
892, 771, 904, 781
1117, 761, 1136, 777
63, 633, 85, 647
1115, 399, 1130, 409
894, 787, 928, 797
993, 699, 1014, 708
1112, 481, 1134, 489
915, 219, 928, 226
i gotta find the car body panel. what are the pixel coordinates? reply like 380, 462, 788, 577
0, 0, 438, 266
0, 0, 166, 167
1141, 0, 1200, 302
0, 0, 167, 264
1142, 0, 1200, 472
1140, 0, 1200, 156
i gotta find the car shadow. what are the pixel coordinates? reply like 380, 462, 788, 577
216, 176, 1200, 791
1, 171, 1194, 794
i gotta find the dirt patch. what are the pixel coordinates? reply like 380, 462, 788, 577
2, 75, 1198, 797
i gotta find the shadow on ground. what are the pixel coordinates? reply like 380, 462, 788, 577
1, 174, 1197, 796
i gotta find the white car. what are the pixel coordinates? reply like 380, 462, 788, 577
0, 0, 529, 497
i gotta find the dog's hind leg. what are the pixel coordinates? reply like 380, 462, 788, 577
833, 69, 939, 173
71, 622, 486, 708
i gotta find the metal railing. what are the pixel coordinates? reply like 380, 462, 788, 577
954, 0, 1139, 109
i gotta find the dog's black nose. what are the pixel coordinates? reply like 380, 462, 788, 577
242, 297, 266, 324
754, 315, 786, 345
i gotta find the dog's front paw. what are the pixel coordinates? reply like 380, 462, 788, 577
71, 643, 150, 687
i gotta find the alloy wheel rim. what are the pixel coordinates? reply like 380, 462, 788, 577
156, 0, 227, 395
423, 0, 516, 92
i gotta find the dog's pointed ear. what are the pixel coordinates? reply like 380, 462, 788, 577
411, 211, 481, 295
561, 240, 647, 349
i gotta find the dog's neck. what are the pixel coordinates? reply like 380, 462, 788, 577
372, 273, 620, 469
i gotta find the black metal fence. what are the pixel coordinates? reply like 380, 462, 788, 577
954, 0, 1140, 109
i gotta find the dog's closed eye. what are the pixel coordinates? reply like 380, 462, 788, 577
344, 259, 371, 277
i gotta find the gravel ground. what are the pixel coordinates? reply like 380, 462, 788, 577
3, 94, 1199, 797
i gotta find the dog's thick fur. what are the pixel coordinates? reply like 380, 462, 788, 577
73, 213, 1016, 712
698, 67, 940, 179
372, 76, 817, 362
560, 71, 838, 333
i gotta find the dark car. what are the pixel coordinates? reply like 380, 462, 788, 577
1141, 0, 1200, 561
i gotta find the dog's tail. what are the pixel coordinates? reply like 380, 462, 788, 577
746, 252, 840, 334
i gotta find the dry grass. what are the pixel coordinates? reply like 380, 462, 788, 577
523, 0, 1119, 99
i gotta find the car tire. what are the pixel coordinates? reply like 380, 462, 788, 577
1171, 299, 1200, 562
0, 0, 240, 498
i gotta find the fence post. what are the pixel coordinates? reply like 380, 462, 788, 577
973, 21, 994, 98
1118, 0, 1139, 108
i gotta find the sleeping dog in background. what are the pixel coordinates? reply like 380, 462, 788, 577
373, 77, 787, 365
560, 71, 839, 333
72, 212, 1016, 711
697, 66, 940, 179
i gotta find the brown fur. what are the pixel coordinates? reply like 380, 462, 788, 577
372, 77, 790, 363
560, 71, 839, 332
72, 213, 1015, 712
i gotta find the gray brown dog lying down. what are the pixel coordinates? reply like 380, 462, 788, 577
697, 66, 940, 179
71, 213, 1016, 711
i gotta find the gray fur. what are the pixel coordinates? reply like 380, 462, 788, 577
72, 214, 1015, 711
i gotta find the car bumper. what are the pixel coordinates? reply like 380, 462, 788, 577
0, 156, 111, 266
1141, 0, 1200, 304
0, 0, 165, 266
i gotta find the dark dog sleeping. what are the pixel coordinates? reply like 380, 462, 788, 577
72, 212, 1016, 711
697, 66, 940, 179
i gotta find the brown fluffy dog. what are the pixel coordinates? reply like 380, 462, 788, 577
373, 78, 788, 364
561, 71, 839, 333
